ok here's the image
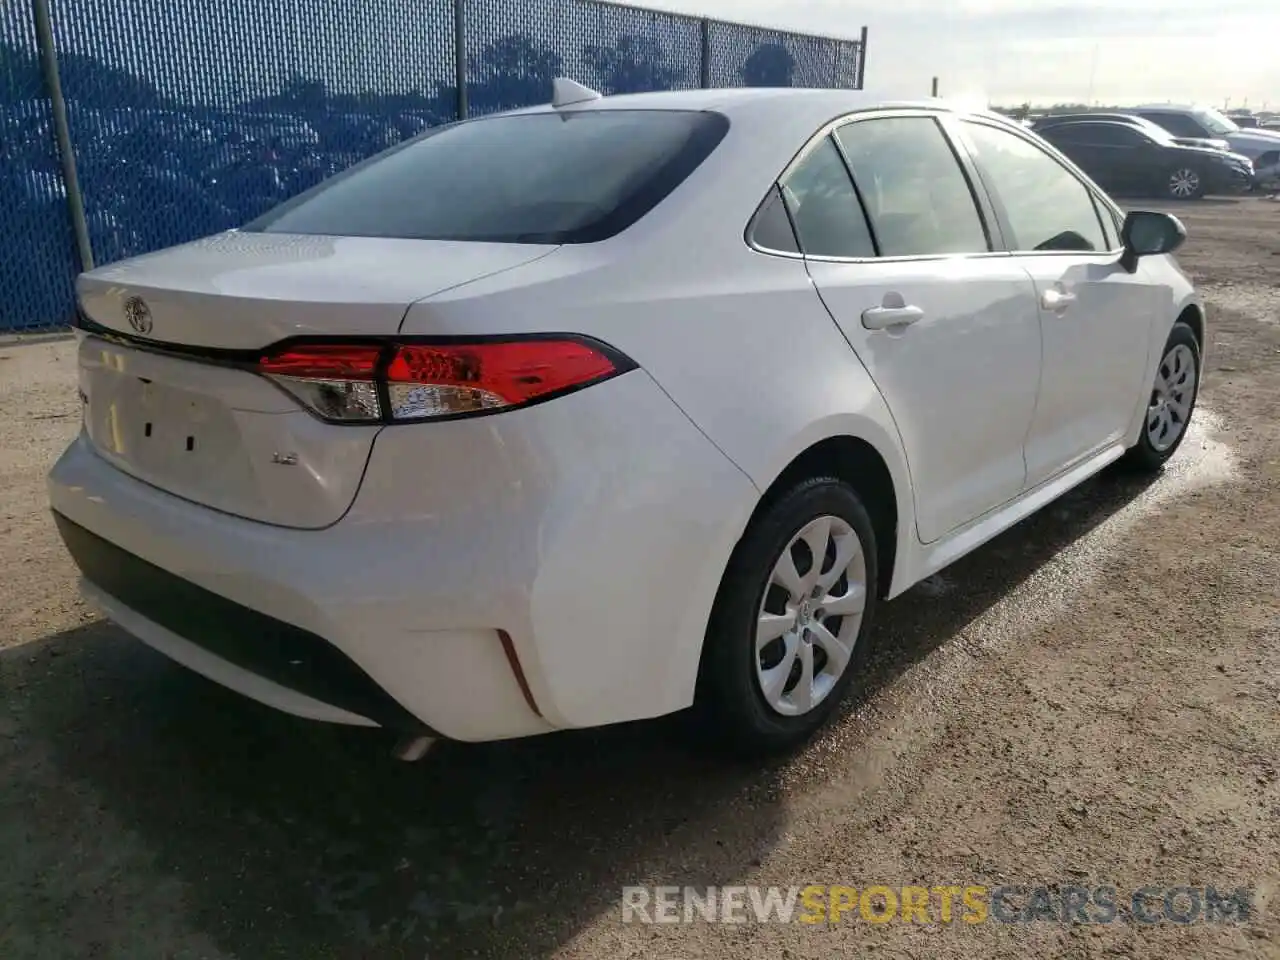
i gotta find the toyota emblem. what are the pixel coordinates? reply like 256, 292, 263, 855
123, 296, 152, 335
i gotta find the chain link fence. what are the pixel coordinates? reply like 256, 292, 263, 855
1, 0, 865, 333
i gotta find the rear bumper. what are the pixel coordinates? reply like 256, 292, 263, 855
48, 369, 760, 741
54, 512, 427, 732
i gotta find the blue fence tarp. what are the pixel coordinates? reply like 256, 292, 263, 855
1, 0, 864, 332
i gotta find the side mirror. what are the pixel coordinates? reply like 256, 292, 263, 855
1119, 210, 1187, 272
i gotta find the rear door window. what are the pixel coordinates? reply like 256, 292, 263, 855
833, 116, 990, 257
245, 110, 729, 244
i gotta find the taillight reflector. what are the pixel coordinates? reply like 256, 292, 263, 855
257, 344, 382, 380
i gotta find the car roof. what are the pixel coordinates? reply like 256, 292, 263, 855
1040, 119, 1142, 130
501, 86, 1012, 131
1037, 113, 1143, 123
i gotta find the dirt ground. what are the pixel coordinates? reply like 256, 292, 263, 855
2, 198, 1279, 960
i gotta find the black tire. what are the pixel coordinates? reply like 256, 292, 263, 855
1122, 321, 1201, 472
1164, 165, 1206, 200
695, 477, 879, 756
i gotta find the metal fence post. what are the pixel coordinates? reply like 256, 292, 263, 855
454, 0, 468, 119
699, 18, 711, 88
33, 0, 93, 273
856, 25, 868, 89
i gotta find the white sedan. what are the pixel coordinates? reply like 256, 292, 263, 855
49, 82, 1204, 756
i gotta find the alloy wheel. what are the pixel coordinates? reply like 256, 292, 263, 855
755, 515, 867, 716
1147, 342, 1196, 452
1168, 168, 1201, 199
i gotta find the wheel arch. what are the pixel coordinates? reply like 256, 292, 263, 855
689, 426, 915, 716
1176, 301, 1205, 353
1123, 290, 1206, 449
751, 435, 902, 601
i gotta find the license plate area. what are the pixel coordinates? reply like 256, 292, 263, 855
76, 336, 382, 529
84, 367, 255, 493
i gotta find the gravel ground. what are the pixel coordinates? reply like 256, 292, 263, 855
1, 198, 1278, 960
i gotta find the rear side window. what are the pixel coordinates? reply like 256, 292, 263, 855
779, 137, 876, 258
748, 186, 800, 254
1139, 111, 1202, 138
1091, 125, 1146, 146
1043, 125, 1088, 144
245, 110, 729, 244
1045, 123, 1142, 146
834, 117, 990, 257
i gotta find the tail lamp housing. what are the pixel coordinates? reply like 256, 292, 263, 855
256, 336, 635, 424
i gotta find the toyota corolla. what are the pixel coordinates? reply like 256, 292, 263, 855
48, 83, 1204, 756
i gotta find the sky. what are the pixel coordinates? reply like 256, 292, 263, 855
643, 0, 1280, 108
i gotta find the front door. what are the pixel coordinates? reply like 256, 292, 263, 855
958, 117, 1159, 487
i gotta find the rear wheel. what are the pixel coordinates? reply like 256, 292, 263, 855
1122, 322, 1201, 472
697, 477, 878, 755
1164, 166, 1205, 200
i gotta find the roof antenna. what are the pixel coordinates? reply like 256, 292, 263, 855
552, 77, 603, 109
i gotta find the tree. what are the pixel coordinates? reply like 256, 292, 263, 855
468, 34, 563, 113
583, 36, 685, 94
3, 44, 163, 108
241, 73, 327, 112
742, 43, 795, 87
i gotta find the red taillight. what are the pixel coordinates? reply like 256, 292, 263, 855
385, 341, 620, 420
256, 337, 629, 424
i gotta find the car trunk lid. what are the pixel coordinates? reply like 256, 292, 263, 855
74, 231, 555, 528
77, 230, 555, 349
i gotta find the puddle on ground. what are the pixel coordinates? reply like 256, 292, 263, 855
806, 410, 1240, 751
899, 408, 1237, 694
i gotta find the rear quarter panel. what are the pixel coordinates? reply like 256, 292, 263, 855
405, 241, 918, 597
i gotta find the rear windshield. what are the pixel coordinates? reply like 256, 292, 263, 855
244, 109, 729, 244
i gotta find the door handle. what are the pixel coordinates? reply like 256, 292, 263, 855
1040, 288, 1077, 313
861, 305, 924, 330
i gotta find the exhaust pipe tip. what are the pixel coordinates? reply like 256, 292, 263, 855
392, 734, 436, 762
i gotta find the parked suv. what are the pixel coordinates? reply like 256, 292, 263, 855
1037, 119, 1254, 199
1127, 105, 1280, 169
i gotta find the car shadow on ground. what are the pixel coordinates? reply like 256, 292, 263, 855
2, 463, 1161, 959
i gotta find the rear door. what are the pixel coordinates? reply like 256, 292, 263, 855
789, 112, 1044, 543
1041, 123, 1150, 194
1079, 124, 1159, 194
956, 117, 1159, 487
